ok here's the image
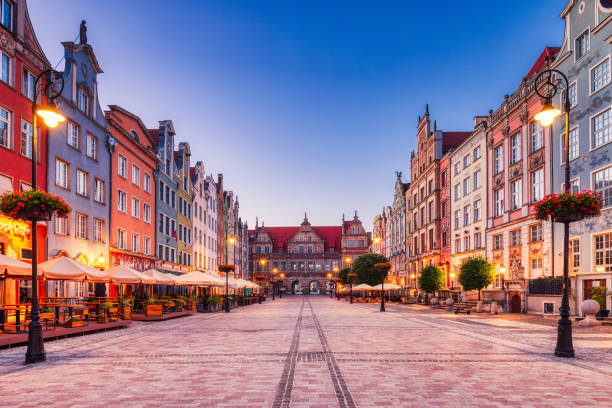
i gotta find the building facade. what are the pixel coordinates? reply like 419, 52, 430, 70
248, 214, 370, 293
485, 48, 559, 312
47, 36, 111, 277
191, 161, 205, 271
150, 120, 181, 272
439, 151, 452, 287
0, 0, 49, 304
406, 105, 471, 281
175, 142, 192, 268
105, 105, 157, 271
449, 118, 488, 287
389, 174, 408, 282
551, 0, 612, 314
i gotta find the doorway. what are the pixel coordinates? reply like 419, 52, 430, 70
510, 294, 521, 313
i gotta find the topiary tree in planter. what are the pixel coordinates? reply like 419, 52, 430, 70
418, 265, 444, 298
351, 253, 389, 286
459, 257, 494, 300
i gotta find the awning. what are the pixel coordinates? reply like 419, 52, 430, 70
352, 283, 375, 291
174, 271, 219, 286
373, 283, 402, 290
0, 254, 32, 278
142, 269, 177, 285
108, 265, 155, 284
39, 256, 110, 281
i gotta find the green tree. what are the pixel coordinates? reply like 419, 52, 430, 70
418, 265, 444, 294
338, 268, 351, 284
459, 257, 494, 300
351, 253, 389, 286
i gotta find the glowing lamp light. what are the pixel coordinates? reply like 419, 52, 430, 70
272, 268, 278, 274
280, 273, 285, 278
450, 272, 455, 278
259, 259, 266, 265
500, 266, 507, 275
36, 103, 65, 128
97, 256, 105, 264
228, 236, 236, 245
534, 100, 562, 127
596, 266, 605, 273
410, 273, 416, 279
345, 257, 352, 264
327, 273, 332, 278
374, 236, 381, 244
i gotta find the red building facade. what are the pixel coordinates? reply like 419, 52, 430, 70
439, 151, 451, 286
105, 105, 158, 271
0, 1, 50, 304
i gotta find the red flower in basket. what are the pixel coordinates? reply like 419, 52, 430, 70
534, 190, 603, 223
0, 191, 72, 222
218, 264, 235, 273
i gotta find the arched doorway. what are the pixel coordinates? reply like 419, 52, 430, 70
291, 280, 301, 295
510, 294, 522, 313
309, 281, 319, 294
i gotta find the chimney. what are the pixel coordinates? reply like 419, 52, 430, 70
473, 116, 488, 129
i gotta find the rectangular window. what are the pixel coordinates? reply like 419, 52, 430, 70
131, 197, 139, 218
474, 233, 482, 249
429, 229, 434, 250
159, 181, 164, 200
570, 239, 580, 273
67, 121, 80, 150
463, 177, 470, 196
531, 169, 544, 203
494, 234, 503, 250
510, 132, 521, 164
454, 209, 460, 229
118, 155, 127, 178
143, 203, 151, 223
131, 233, 139, 252
494, 145, 503, 174
473, 199, 481, 221
455, 238, 461, 253
117, 190, 127, 213
494, 188, 504, 217
94, 218, 104, 243
593, 166, 612, 207
473, 170, 481, 189
85, 133, 98, 160
530, 224, 542, 243
511, 179, 522, 210
464, 236, 471, 252
463, 205, 470, 226
117, 228, 126, 250
55, 158, 69, 189
0, 52, 8, 84
77, 88, 89, 115
76, 169, 88, 197
0, 107, 10, 148
591, 57, 610, 93
592, 108, 611, 149
561, 127, 579, 163
55, 215, 68, 236
511, 229, 521, 247
454, 162, 460, 176
428, 201, 433, 222
530, 121, 543, 153
143, 236, 151, 255
473, 145, 481, 161
132, 165, 140, 186
75, 213, 88, 239
575, 30, 590, 60
1, 1, 11, 31
441, 170, 447, 187
144, 173, 151, 193
22, 69, 35, 100
94, 178, 104, 203
531, 257, 543, 276
158, 212, 164, 234
463, 154, 470, 169
441, 201, 447, 218
454, 184, 461, 200
20, 119, 33, 159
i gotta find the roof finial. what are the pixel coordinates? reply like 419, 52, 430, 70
354, 210, 358, 220
79, 20, 88, 44
425, 103, 429, 114
434, 120, 437, 131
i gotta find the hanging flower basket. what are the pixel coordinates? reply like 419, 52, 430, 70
534, 190, 603, 223
254, 275, 266, 282
0, 190, 71, 222
374, 262, 391, 273
218, 264, 235, 273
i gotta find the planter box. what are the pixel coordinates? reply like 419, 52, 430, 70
145, 304, 163, 317
64, 318, 84, 328
39, 312, 55, 321
119, 305, 131, 320
187, 302, 196, 311
97, 314, 109, 324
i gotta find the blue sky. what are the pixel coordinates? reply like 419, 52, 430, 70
29, 0, 565, 228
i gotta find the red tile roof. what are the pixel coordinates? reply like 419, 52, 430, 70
442, 132, 472, 153
526, 47, 560, 79
148, 129, 159, 146
250, 226, 342, 251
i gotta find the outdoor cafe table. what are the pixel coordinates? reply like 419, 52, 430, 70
0, 305, 29, 333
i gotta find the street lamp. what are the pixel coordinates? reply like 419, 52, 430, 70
326, 272, 333, 298
26, 69, 65, 364
534, 67, 574, 358
335, 278, 342, 300
449, 272, 456, 289
279, 272, 285, 298
347, 272, 357, 304
224, 237, 236, 313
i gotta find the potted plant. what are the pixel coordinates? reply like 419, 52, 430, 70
145, 299, 163, 317
118, 297, 133, 320
206, 295, 221, 312
97, 302, 113, 323
0, 190, 71, 221
535, 190, 603, 223
592, 286, 611, 318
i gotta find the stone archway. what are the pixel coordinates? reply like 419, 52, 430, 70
309, 280, 319, 294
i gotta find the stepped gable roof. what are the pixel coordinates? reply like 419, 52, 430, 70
442, 132, 471, 153
253, 225, 342, 251
526, 47, 560, 79
148, 129, 159, 146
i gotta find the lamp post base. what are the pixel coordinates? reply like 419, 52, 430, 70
225, 296, 230, 313
25, 321, 46, 364
555, 317, 575, 358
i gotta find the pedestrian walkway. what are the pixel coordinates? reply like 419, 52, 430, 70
0, 297, 611, 407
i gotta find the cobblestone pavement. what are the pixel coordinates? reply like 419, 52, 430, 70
1, 297, 612, 407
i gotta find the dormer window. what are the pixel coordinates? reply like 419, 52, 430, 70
77, 87, 90, 115
129, 130, 139, 142
1, 1, 12, 31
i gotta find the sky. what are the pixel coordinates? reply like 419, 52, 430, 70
29, 0, 565, 229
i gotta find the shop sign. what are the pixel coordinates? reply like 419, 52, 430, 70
0, 216, 31, 239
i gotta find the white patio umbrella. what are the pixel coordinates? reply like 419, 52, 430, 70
352, 283, 375, 291
0, 254, 33, 278
374, 283, 402, 290
174, 271, 218, 286
142, 269, 177, 285
199, 272, 227, 287
108, 265, 155, 284
39, 256, 111, 281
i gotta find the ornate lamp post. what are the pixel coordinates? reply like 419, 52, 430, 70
449, 272, 456, 289
533, 67, 574, 358
219, 264, 235, 313
347, 272, 357, 304
271, 267, 278, 300
375, 263, 391, 312
25, 69, 65, 364
335, 278, 342, 300
255, 275, 265, 303
279, 272, 285, 298
327, 272, 333, 298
